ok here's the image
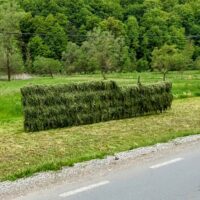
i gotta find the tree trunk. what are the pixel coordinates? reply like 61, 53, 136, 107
49, 67, 53, 78
163, 72, 167, 81
50, 71, 53, 78
137, 75, 142, 86
6, 50, 11, 81
101, 71, 107, 80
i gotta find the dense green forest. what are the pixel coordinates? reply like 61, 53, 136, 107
0, 0, 200, 80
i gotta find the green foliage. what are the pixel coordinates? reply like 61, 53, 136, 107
21, 81, 173, 132
151, 43, 194, 80
126, 16, 139, 53
1, 0, 199, 74
100, 17, 126, 37
152, 44, 179, 77
136, 58, 149, 72
194, 57, 200, 70
33, 56, 62, 77
28, 36, 51, 59
140, 7, 187, 62
62, 42, 84, 74
32, 14, 68, 59
0, 48, 24, 74
0, 0, 25, 80
62, 28, 131, 76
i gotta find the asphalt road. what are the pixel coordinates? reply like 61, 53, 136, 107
13, 140, 200, 200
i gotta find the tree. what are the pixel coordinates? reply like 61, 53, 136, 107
33, 56, 62, 78
115, 37, 132, 72
62, 42, 83, 74
194, 57, 200, 70
100, 17, 126, 38
19, 0, 61, 16
33, 14, 68, 59
172, 3, 195, 35
151, 43, 194, 80
0, 0, 24, 81
12, 0, 200, 73
143, 0, 161, 10
140, 6, 186, 64
161, 0, 179, 11
0, 47, 24, 77
151, 44, 179, 81
81, 28, 129, 79
28, 36, 51, 59
61, 0, 93, 43
126, 16, 139, 64
123, 2, 145, 21
136, 58, 149, 72
87, 0, 123, 20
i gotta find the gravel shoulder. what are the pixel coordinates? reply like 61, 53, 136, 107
1, 134, 200, 200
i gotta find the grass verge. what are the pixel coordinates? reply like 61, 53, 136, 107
0, 97, 200, 181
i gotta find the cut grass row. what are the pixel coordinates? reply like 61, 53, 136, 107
0, 97, 200, 181
0, 71, 200, 121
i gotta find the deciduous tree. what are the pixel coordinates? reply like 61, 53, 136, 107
33, 56, 62, 78
0, 0, 24, 81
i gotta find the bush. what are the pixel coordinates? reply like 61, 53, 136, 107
136, 58, 149, 72
21, 81, 173, 132
194, 57, 200, 70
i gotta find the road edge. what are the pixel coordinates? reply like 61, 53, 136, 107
1, 134, 200, 199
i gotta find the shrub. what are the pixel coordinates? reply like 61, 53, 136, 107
21, 81, 173, 132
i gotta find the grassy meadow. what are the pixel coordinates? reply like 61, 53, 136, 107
0, 71, 200, 181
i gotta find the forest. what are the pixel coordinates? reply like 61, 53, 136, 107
0, 0, 200, 80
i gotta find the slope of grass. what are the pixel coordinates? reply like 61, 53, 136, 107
0, 97, 200, 181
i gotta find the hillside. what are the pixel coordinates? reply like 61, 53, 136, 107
0, 1, 199, 74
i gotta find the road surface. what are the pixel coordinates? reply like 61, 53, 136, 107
11, 139, 200, 200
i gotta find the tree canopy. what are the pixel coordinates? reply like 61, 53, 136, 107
0, 0, 25, 80
1, 0, 200, 78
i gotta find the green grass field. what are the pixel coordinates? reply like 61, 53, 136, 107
0, 71, 200, 181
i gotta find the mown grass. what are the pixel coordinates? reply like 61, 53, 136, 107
0, 71, 200, 181
0, 97, 200, 181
